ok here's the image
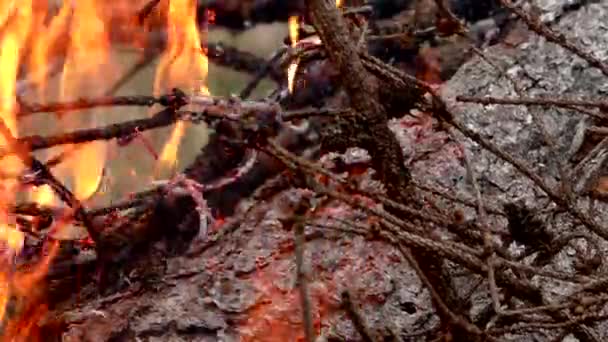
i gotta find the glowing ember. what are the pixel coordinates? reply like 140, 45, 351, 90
240, 267, 332, 341
154, 0, 210, 177
206, 9, 216, 25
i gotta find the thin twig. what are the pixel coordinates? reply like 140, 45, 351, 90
239, 47, 287, 99
457, 95, 608, 112
294, 221, 315, 342
341, 290, 376, 342
137, 0, 162, 24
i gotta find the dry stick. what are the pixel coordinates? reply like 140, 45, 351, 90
489, 313, 608, 337
282, 107, 351, 121
413, 180, 506, 216
265, 140, 485, 267
306, 0, 412, 197
0, 119, 100, 244
0, 107, 178, 158
462, 146, 504, 314
294, 221, 315, 342
266, 140, 485, 256
17, 95, 161, 117
395, 243, 494, 341
19, 92, 284, 119
137, 0, 162, 24
456, 95, 608, 113
499, 0, 608, 78
340, 290, 376, 342
239, 47, 287, 99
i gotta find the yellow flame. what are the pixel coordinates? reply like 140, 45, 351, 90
0, 270, 8, 324
31, 185, 55, 207
154, 0, 209, 176
0, 0, 33, 326
58, 0, 111, 201
0, 4, 32, 217
0, 0, 149, 332
287, 16, 299, 94
288, 16, 299, 46
0, 224, 24, 253
28, 1, 70, 100
0, 223, 25, 324
336, 0, 344, 7
157, 121, 184, 175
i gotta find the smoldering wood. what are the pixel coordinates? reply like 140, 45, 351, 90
5, 0, 608, 341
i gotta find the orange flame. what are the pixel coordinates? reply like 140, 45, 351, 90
288, 0, 341, 94
154, 0, 209, 177
59, 0, 113, 202
0, 0, 34, 327
0, 0, 209, 335
28, 1, 70, 100
3, 239, 59, 339
0, 0, 133, 333
0, 1, 32, 323
31, 185, 55, 207
287, 16, 299, 94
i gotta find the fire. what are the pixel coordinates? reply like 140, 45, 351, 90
0, 0, 132, 334
0, 1, 31, 182
287, 16, 299, 94
31, 185, 55, 207
288, 0, 341, 94
28, 1, 69, 100
0, 0, 33, 330
154, 0, 209, 177
3, 239, 59, 339
0, 0, 33, 325
58, 0, 113, 201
